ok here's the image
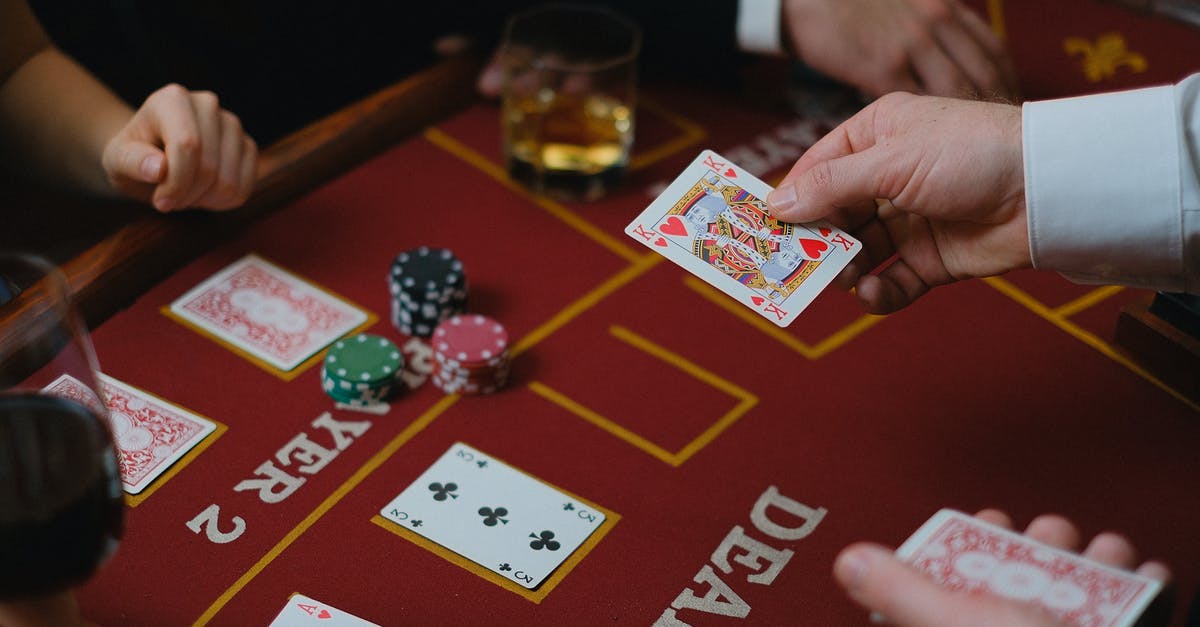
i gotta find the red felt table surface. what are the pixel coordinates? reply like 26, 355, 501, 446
76, 1, 1200, 624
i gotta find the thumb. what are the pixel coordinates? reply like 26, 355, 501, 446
834, 543, 1040, 627
105, 139, 166, 184
766, 149, 889, 223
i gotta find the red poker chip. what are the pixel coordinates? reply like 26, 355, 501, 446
429, 314, 512, 396
432, 315, 509, 363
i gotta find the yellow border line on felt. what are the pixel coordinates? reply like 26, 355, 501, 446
423, 128, 644, 264
988, 0, 1007, 40
1053, 285, 1126, 319
193, 394, 460, 626
368, 446, 621, 604
627, 97, 708, 171
528, 325, 758, 467
683, 276, 884, 360
197, 252, 666, 622
529, 381, 679, 466
984, 277, 1198, 412
108, 376, 228, 508
510, 253, 662, 358
126, 419, 227, 509
161, 254, 377, 382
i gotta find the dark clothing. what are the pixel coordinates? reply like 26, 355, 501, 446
29, 2, 743, 145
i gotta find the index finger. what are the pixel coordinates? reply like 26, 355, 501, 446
777, 112, 864, 189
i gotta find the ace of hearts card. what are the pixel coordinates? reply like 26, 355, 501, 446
625, 150, 861, 327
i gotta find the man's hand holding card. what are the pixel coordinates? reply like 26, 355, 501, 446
626, 150, 861, 326
835, 509, 1171, 627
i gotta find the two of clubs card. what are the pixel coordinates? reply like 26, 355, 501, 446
895, 509, 1164, 627
379, 442, 607, 590
625, 150, 861, 327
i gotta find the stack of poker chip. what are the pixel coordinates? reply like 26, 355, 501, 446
389, 247, 467, 338
321, 334, 403, 405
431, 314, 511, 395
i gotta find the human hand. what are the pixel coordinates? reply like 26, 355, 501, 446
766, 92, 1030, 313
782, 0, 1018, 100
101, 84, 257, 212
834, 510, 1172, 626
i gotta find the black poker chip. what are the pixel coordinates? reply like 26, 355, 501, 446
388, 247, 467, 338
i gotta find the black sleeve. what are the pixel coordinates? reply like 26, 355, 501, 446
27, 1, 746, 143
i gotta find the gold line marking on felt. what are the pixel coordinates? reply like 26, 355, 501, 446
509, 253, 663, 358
198, 253, 663, 619
369, 461, 620, 604
984, 277, 1199, 412
683, 276, 884, 359
193, 394, 460, 626
529, 381, 680, 465
628, 97, 708, 171
1053, 285, 1126, 319
609, 326, 758, 464
988, 0, 1007, 40
423, 127, 643, 264
609, 325, 754, 401
528, 326, 758, 467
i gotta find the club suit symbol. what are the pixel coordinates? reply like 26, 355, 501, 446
428, 481, 458, 501
478, 506, 510, 526
529, 530, 561, 551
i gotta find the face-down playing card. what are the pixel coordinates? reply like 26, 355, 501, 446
42, 373, 217, 495
896, 509, 1162, 627
379, 442, 607, 589
625, 150, 861, 327
166, 254, 370, 373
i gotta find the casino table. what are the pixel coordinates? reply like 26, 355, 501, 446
5, 0, 1200, 624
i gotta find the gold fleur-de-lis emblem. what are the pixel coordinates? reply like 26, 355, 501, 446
1063, 33, 1148, 82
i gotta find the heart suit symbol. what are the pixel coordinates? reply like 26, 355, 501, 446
800, 238, 828, 259
660, 216, 688, 237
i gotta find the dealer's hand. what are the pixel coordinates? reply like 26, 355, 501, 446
767, 92, 1029, 314
834, 509, 1171, 626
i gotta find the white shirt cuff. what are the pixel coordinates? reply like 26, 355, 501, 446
1023, 84, 1187, 292
737, 0, 784, 56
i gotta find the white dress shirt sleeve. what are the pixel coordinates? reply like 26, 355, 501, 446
736, 0, 785, 55
1023, 74, 1200, 294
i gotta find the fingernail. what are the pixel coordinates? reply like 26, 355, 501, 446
140, 154, 163, 181
834, 547, 872, 589
766, 184, 797, 214
154, 196, 173, 212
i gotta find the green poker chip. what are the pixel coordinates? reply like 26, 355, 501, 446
321, 365, 397, 405
325, 334, 404, 385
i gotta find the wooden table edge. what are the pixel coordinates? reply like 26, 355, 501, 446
5, 53, 482, 332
